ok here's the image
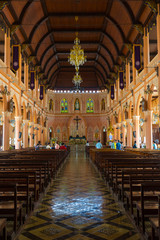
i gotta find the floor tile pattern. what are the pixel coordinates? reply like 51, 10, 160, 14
17, 150, 141, 240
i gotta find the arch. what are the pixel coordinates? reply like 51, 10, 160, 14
49, 99, 53, 111
101, 98, 105, 111
74, 98, 80, 111
12, 94, 19, 117
86, 98, 94, 113
61, 98, 68, 113
136, 94, 142, 116
22, 102, 27, 120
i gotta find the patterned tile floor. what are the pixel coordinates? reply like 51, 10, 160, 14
17, 149, 141, 240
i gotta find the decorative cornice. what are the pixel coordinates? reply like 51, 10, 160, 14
144, 0, 157, 14
11, 25, 20, 35
0, 1, 8, 11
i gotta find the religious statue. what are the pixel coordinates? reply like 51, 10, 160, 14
75, 98, 80, 110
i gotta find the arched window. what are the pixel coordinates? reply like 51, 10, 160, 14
101, 98, 105, 111
61, 99, 68, 113
86, 98, 94, 113
75, 98, 80, 110
49, 99, 53, 111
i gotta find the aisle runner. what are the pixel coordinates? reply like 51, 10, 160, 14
18, 151, 140, 240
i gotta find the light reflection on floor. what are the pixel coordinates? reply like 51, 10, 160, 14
17, 148, 141, 240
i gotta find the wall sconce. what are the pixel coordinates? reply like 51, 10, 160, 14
0, 86, 10, 95
144, 85, 153, 94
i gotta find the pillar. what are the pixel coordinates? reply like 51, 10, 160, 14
143, 28, 150, 74
2, 112, 9, 150
29, 122, 34, 147
23, 120, 29, 148
17, 49, 22, 85
38, 125, 41, 142
157, 3, 160, 60
126, 60, 130, 91
24, 61, 29, 92
117, 123, 121, 141
132, 52, 136, 85
4, 29, 10, 74
41, 127, 45, 145
145, 111, 153, 149
34, 124, 38, 146
113, 125, 117, 140
121, 121, 126, 146
126, 119, 133, 147
15, 116, 22, 149
133, 116, 140, 148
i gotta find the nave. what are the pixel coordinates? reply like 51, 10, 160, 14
17, 150, 140, 240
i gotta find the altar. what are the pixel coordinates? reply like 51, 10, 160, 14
68, 115, 86, 141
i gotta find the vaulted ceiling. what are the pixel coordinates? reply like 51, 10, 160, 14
1, 0, 156, 90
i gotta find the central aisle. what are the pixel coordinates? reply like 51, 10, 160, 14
18, 150, 141, 240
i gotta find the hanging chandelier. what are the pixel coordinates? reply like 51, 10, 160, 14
72, 71, 83, 86
68, 33, 87, 72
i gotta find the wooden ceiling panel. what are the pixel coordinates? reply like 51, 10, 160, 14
128, 29, 139, 43
31, 23, 48, 51
139, 6, 152, 24
45, 58, 57, 75
22, 2, 44, 38
110, 1, 132, 37
127, 0, 143, 18
41, 48, 54, 68
10, 1, 27, 19
48, 65, 59, 80
53, 32, 100, 42
98, 56, 110, 73
101, 39, 116, 62
50, 16, 104, 29
3, 7, 15, 24
46, 0, 107, 13
37, 36, 52, 61
15, 28, 25, 43
105, 24, 123, 52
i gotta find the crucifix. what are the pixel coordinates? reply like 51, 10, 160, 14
74, 116, 81, 130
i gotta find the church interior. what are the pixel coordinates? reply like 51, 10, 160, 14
0, 0, 159, 240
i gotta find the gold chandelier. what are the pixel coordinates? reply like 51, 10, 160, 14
68, 33, 87, 72
72, 71, 83, 86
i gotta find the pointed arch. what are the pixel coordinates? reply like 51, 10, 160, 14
12, 94, 19, 117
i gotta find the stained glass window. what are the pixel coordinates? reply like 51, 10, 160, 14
61, 99, 68, 113
86, 98, 94, 113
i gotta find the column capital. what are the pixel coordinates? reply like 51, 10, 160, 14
23, 119, 29, 124
133, 115, 140, 120
15, 116, 22, 121
126, 118, 132, 123
29, 121, 34, 126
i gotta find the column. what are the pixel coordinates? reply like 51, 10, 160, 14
132, 52, 136, 85
35, 78, 38, 100
15, 116, 22, 149
145, 111, 153, 149
157, 3, 160, 60
38, 125, 41, 142
113, 125, 117, 140
4, 29, 10, 74
143, 28, 150, 74
23, 120, 29, 148
24, 61, 29, 92
133, 116, 140, 148
29, 122, 34, 147
17, 49, 22, 85
34, 124, 38, 146
121, 121, 126, 146
126, 119, 133, 147
2, 112, 9, 150
41, 127, 45, 145
126, 60, 130, 91
117, 123, 121, 141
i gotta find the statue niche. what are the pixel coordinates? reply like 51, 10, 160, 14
75, 98, 80, 111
